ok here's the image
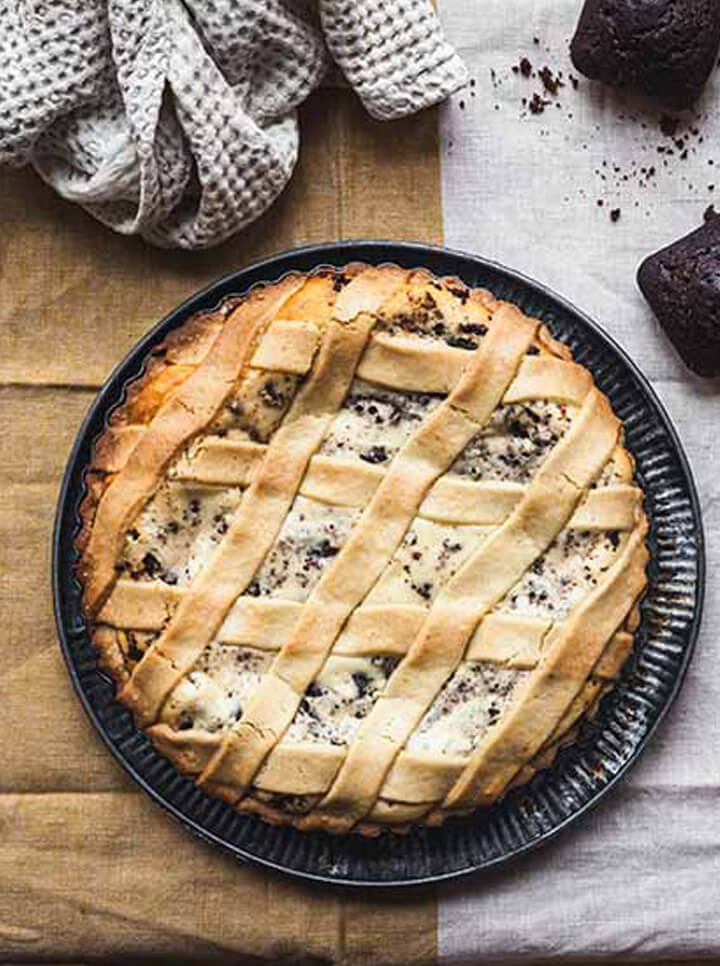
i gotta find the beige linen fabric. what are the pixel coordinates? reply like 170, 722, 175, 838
438, 0, 720, 960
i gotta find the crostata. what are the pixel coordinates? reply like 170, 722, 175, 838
77, 265, 648, 834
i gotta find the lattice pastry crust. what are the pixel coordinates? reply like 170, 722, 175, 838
77, 265, 648, 835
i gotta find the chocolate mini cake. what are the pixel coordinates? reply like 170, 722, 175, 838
638, 215, 720, 378
570, 0, 720, 109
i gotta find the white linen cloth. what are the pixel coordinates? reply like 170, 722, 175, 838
0, 0, 466, 248
438, 0, 720, 959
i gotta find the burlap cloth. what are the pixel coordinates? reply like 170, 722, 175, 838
0, 89, 441, 964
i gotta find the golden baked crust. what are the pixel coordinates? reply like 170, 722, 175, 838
76, 265, 648, 835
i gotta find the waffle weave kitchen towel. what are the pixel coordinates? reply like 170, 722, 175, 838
0, 0, 466, 248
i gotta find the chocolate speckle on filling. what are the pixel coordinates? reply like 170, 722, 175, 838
412, 580, 433, 601
141, 551, 162, 577
352, 671, 372, 698
359, 445, 389, 464
459, 322, 488, 336
308, 538, 340, 559
259, 380, 288, 408
445, 334, 479, 351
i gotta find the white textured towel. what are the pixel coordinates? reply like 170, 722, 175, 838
0, 0, 466, 248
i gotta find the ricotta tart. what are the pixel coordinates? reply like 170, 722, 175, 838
77, 265, 648, 835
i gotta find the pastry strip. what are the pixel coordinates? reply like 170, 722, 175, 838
168, 442, 642, 527
92, 425, 146, 473
171, 440, 637, 515
170, 439, 265, 485
250, 319, 319, 373
99, 584, 555, 666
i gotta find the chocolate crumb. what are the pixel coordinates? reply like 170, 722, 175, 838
528, 92, 549, 114
142, 552, 162, 577
610, 208, 621, 222
445, 334, 478, 351
519, 56, 532, 77
538, 66, 562, 95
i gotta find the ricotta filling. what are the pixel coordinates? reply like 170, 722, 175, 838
407, 663, 527, 758
120, 482, 243, 586
247, 496, 362, 601
496, 529, 625, 621
318, 380, 443, 465
450, 401, 574, 483
160, 644, 271, 733
283, 655, 398, 746
208, 370, 302, 443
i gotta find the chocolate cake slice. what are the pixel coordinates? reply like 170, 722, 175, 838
570, 0, 720, 109
638, 214, 720, 377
